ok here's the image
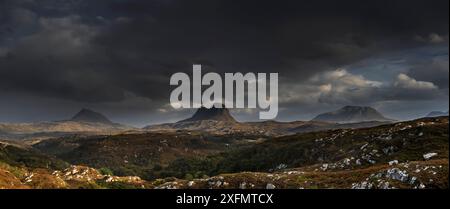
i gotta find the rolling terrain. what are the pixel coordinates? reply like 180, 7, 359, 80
27, 116, 449, 189
0, 106, 447, 189
158, 117, 448, 180
33, 131, 235, 179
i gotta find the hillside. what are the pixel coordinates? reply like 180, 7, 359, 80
33, 131, 233, 180
152, 159, 448, 189
159, 117, 448, 185
0, 140, 68, 170
0, 140, 155, 189
30, 116, 448, 189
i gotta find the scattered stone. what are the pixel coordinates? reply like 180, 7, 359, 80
360, 143, 369, 150
351, 181, 373, 189
423, 153, 438, 160
187, 181, 195, 187
343, 158, 351, 166
409, 177, 417, 184
382, 146, 395, 155
378, 181, 390, 189
275, 164, 287, 170
385, 168, 408, 182
388, 160, 399, 166
266, 183, 276, 189
321, 164, 328, 171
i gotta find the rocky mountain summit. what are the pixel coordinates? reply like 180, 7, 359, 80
70, 108, 114, 124
178, 106, 237, 123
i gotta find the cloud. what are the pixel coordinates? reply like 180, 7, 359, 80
280, 69, 382, 105
281, 69, 442, 107
0, 0, 448, 123
0, 47, 8, 57
408, 57, 449, 89
10, 7, 37, 26
394, 73, 437, 90
0, 15, 126, 102
415, 33, 448, 44
429, 34, 447, 43
1, 0, 449, 104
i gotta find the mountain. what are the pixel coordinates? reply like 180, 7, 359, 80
0, 109, 135, 142
178, 106, 237, 123
146, 106, 392, 136
70, 108, 113, 124
426, 111, 449, 118
312, 106, 392, 123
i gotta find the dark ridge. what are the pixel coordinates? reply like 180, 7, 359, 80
70, 108, 113, 124
312, 106, 392, 123
178, 105, 237, 123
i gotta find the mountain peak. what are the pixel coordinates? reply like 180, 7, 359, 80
70, 108, 113, 124
342, 105, 371, 110
312, 106, 391, 123
178, 106, 237, 123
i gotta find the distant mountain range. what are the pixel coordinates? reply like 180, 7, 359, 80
312, 106, 393, 123
145, 105, 393, 136
426, 111, 449, 118
2, 105, 448, 142
0, 108, 133, 142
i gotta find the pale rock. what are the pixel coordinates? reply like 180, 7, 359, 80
423, 153, 438, 160
266, 183, 276, 189
388, 160, 399, 166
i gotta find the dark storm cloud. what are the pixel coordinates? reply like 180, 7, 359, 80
409, 55, 449, 89
0, 0, 448, 124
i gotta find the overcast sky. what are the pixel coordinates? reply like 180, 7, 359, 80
0, 0, 448, 127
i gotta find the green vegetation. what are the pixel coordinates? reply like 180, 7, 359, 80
99, 167, 114, 176
0, 145, 69, 170
96, 180, 144, 189
161, 117, 449, 179
0, 117, 448, 189
18, 116, 448, 187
